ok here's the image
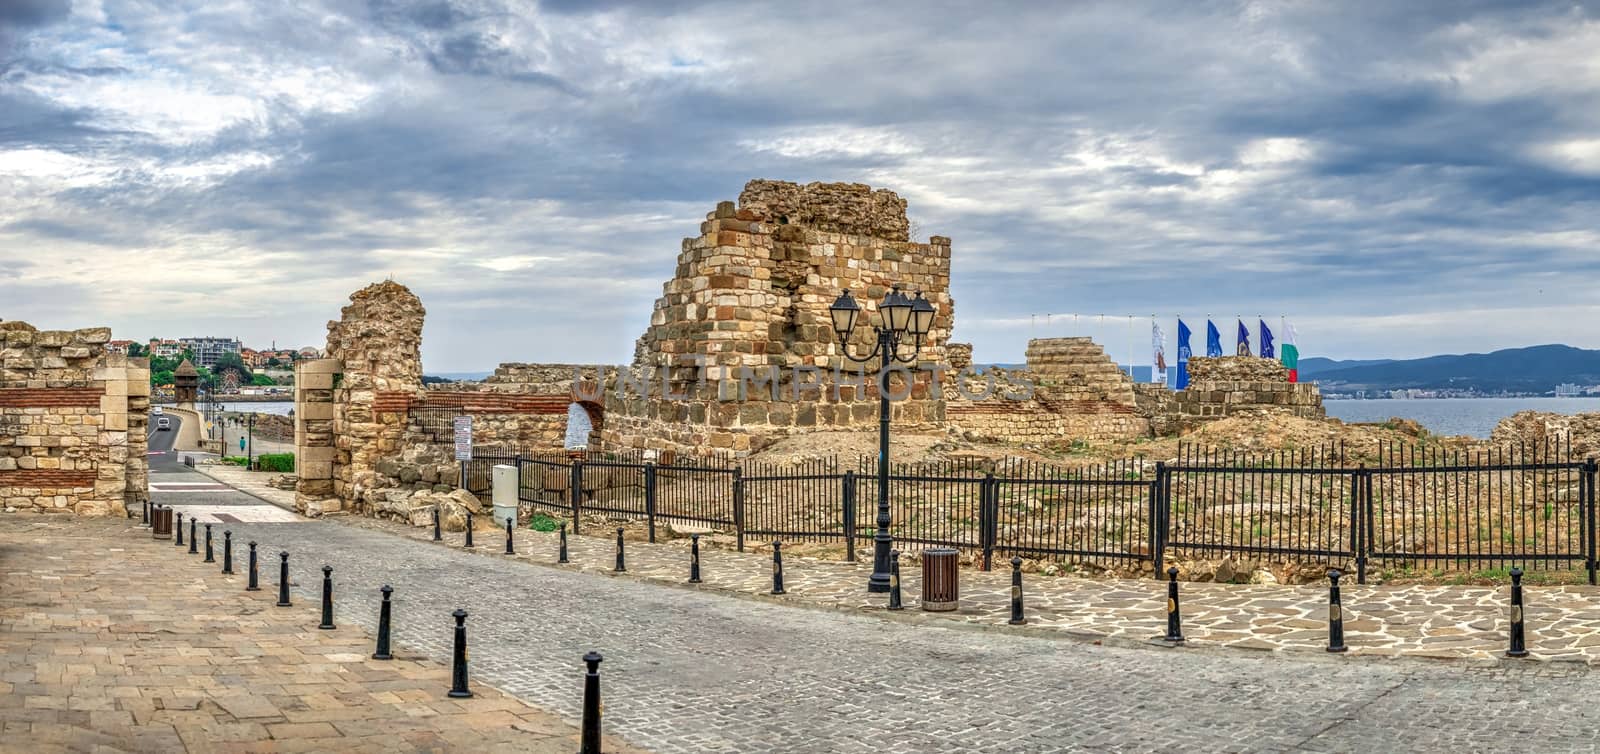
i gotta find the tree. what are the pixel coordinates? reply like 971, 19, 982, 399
214, 351, 247, 371
265, 357, 282, 367
127, 342, 147, 357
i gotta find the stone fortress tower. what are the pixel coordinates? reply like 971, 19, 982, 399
600, 179, 956, 455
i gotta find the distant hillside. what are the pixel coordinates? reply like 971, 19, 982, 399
1296, 357, 1395, 376
1311, 344, 1600, 393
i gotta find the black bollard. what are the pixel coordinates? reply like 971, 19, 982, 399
1327, 569, 1347, 653
1008, 556, 1027, 625
246, 542, 260, 591
1507, 567, 1528, 658
141, 500, 149, 526
222, 530, 234, 574
771, 541, 786, 595
175, 512, 184, 547
203, 524, 215, 563
372, 586, 395, 660
888, 550, 904, 611
432, 506, 442, 541
688, 534, 702, 583
1164, 566, 1185, 643
276, 551, 292, 607
505, 516, 515, 555
188, 518, 198, 555
448, 609, 472, 698
318, 565, 336, 630
464, 512, 474, 548
580, 652, 603, 754
614, 528, 626, 572
558, 523, 570, 564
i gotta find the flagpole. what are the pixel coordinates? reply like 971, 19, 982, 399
1127, 315, 1134, 379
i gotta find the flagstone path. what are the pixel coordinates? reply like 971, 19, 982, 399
0, 517, 642, 753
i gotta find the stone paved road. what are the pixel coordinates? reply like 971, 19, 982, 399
151, 467, 1600, 753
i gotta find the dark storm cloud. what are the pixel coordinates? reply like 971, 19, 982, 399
6, 0, 1600, 365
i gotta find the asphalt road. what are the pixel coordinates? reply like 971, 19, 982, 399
147, 411, 182, 471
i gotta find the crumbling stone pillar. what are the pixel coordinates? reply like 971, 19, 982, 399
323, 282, 425, 514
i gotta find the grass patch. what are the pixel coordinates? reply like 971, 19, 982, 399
255, 453, 294, 473
528, 513, 561, 532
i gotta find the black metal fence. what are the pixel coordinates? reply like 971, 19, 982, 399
407, 406, 463, 443
463, 441, 1600, 583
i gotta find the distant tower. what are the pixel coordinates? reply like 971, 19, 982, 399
174, 358, 200, 408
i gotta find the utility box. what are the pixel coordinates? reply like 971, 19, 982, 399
492, 464, 519, 527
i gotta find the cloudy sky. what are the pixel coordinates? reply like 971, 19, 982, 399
4, 0, 1600, 372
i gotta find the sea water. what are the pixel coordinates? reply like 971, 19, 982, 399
1324, 397, 1600, 438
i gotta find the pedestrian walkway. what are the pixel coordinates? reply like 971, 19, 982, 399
0, 517, 641, 753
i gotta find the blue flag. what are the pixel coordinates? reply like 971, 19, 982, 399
1236, 319, 1250, 356
1176, 319, 1193, 390
1259, 319, 1275, 359
1205, 320, 1222, 357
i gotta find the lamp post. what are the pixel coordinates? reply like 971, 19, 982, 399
828, 284, 936, 593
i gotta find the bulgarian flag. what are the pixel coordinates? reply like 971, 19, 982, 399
1281, 321, 1300, 383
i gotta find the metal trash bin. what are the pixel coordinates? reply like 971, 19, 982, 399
152, 506, 173, 540
921, 547, 960, 611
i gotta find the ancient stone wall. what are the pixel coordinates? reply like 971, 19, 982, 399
0, 321, 149, 516
1172, 356, 1325, 427
946, 338, 1151, 445
601, 179, 955, 455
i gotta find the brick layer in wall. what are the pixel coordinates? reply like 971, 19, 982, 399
0, 387, 105, 407
382, 391, 572, 415
0, 469, 96, 488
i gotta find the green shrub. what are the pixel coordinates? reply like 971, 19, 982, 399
221, 456, 249, 467
528, 513, 560, 532
256, 453, 295, 473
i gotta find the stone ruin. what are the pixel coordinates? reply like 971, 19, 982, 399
0, 320, 149, 516
945, 338, 1324, 446
599, 179, 955, 455
286, 178, 1330, 522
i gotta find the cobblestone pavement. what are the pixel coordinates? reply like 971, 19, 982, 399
197, 462, 1600, 663
337, 507, 1600, 664
0, 517, 642, 753
147, 464, 1600, 752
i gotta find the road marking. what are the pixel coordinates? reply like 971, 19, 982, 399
157, 504, 302, 523
150, 483, 231, 492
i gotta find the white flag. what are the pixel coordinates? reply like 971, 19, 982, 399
1151, 319, 1167, 384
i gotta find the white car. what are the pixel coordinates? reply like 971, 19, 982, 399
156, 418, 171, 431
152, 406, 163, 415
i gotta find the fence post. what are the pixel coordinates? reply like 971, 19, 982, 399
843, 469, 857, 563
644, 463, 658, 544
1586, 458, 1597, 587
1151, 461, 1167, 577
733, 468, 745, 553
1354, 464, 1368, 585
570, 460, 584, 535
980, 473, 996, 572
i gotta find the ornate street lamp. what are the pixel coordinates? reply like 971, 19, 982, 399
829, 284, 936, 592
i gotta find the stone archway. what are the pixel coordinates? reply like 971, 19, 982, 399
563, 401, 603, 449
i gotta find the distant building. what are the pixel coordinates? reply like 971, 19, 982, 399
297, 346, 322, 359
106, 339, 134, 354
179, 337, 242, 368
148, 339, 183, 358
